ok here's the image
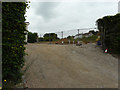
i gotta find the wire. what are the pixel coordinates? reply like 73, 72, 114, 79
38, 27, 97, 37
45, 27, 96, 33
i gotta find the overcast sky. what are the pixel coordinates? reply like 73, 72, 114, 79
25, 0, 119, 37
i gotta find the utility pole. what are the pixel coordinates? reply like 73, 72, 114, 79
61, 31, 63, 39
39, 34, 41, 42
77, 29, 80, 44
49, 33, 51, 44
61, 31, 64, 45
36, 33, 39, 43
78, 29, 80, 39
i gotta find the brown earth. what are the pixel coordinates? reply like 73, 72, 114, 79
24, 43, 118, 88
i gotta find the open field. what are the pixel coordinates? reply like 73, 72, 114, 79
24, 43, 118, 88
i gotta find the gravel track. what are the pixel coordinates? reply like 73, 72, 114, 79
24, 43, 118, 88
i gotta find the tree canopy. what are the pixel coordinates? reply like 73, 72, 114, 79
28, 32, 38, 43
43, 33, 59, 41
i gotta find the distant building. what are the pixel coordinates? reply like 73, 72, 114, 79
83, 32, 93, 38
25, 22, 30, 43
118, 1, 120, 13
74, 31, 93, 39
74, 33, 83, 39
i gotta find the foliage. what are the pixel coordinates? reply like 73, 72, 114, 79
28, 32, 38, 43
2, 2, 28, 86
89, 30, 98, 35
43, 33, 59, 41
79, 35, 97, 42
96, 13, 120, 54
67, 36, 74, 40
38, 37, 44, 42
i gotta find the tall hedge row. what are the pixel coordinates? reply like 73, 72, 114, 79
2, 2, 28, 84
97, 13, 120, 54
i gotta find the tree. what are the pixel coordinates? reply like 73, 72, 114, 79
67, 36, 74, 40
38, 37, 44, 42
89, 30, 98, 35
27, 32, 38, 43
43, 33, 59, 41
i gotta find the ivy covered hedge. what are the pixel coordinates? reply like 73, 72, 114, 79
2, 2, 28, 85
97, 13, 120, 54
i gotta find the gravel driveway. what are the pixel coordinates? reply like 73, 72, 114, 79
24, 43, 118, 88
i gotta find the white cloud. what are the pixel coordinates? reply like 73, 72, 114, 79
25, 1, 118, 37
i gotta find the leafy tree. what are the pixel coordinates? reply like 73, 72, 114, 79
43, 33, 59, 41
27, 32, 38, 43
38, 37, 44, 42
89, 30, 98, 35
67, 36, 74, 40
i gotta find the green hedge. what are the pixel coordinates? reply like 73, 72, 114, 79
97, 13, 120, 54
2, 2, 28, 85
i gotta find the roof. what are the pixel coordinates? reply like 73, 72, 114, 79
75, 34, 83, 36
83, 33, 89, 35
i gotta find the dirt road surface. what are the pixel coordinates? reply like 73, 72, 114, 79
24, 43, 118, 88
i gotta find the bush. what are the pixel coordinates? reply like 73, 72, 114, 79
2, 2, 28, 85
